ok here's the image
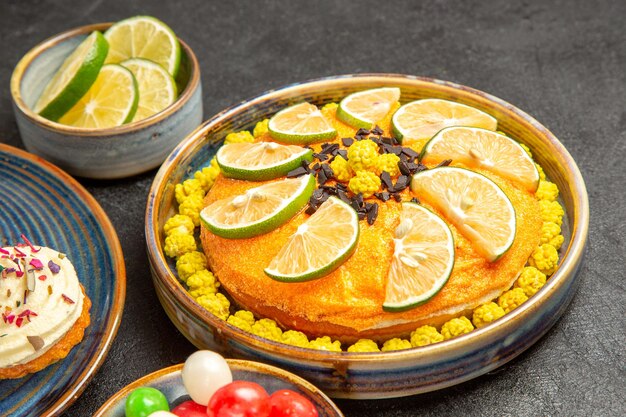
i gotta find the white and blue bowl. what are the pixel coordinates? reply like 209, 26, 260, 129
94, 360, 344, 417
145, 74, 589, 399
10, 22, 203, 179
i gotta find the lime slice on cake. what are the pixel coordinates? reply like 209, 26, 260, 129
34, 31, 109, 121
58, 64, 139, 128
264, 197, 359, 282
383, 202, 455, 312
336, 87, 401, 129
216, 142, 313, 181
104, 16, 181, 77
121, 58, 177, 122
420, 126, 540, 192
200, 174, 315, 239
268, 102, 336, 143
410, 167, 516, 262
392, 99, 497, 144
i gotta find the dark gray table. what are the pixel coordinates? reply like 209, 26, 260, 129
1, 1, 624, 416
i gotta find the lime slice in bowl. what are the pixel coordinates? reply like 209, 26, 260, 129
268, 102, 336, 144
58, 64, 139, 128
410, 167, 516, 262
104, 16, 181, 77
216, 142, 313, 181
336, 87, 401, 129
392, 99, 497, 144
34, 31, 109, 121
121, 58, 177, 122
264, 197, 359, 282
420, 126, 540, 192
383, 202, 455, 312
200, 174, 315, 239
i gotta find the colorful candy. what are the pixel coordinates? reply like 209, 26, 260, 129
124, 351, 319, 417
182, 350, 233, 405
207, 381, 270, 417
125, 387, 169, 417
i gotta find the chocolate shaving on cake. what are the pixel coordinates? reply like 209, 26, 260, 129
286, 166, 308, 178
436, 159, 453, 167
380, 171, 393, 189
374, 191, 391, 202
411, 197, 421, 204
367, 203, 379, 225
342, 137, 354, 147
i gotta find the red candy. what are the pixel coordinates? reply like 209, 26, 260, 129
268, 390, 319, 417
171, 400, 206, 417
206, 381, 270, 417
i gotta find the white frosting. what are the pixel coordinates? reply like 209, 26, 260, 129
0, 245, 84, 368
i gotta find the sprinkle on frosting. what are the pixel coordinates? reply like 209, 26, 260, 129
29, 258, 44, 270
48, 260, 61, 274
61, 294, 75, 305
20, 235, 41, 253
27, 335, 44, 351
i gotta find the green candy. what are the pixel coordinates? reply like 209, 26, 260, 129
125, 387, 169, 417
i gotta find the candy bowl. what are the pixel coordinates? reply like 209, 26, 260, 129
93, 357, 343, 417
145, 74, 589, 398
10, 21, 202, 179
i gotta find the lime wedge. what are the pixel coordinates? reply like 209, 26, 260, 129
104, 16, 181, 77
383, 202, 455, 312
200, 174, 315, 239
411, 167, 516, 262
392, 99, 497, 144
264, 197, 359, 282
421, 126, 540, 192
216, 142, 313, 181
34, 31, 109, 121
58, 64, 138, 128
336, 87, 401, 129
268, 102, 336, 144
121, 58, 177, 122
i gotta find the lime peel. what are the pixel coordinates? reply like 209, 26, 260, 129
264, 197, 359, 282
336, 87, 401, 129
216, 142, 313, 181
35, 31, 109, 121
383, 202, 455, 312
200, 174, 315, 239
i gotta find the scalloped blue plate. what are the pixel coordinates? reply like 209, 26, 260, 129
0, 144, 126, 417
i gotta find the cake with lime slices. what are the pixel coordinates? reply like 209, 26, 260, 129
166, 87, 564, 347
169, 88, 560, 345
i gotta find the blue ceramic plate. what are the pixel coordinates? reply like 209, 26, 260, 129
94, 359, 344, 417
0, 144, 126, 416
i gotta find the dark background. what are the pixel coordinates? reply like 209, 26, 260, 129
1, 1, 625, 416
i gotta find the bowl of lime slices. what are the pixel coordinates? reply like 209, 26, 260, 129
10, 17, 202, 179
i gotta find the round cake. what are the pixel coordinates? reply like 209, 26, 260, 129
199, 95, 544, 342
0, 243, 91, 379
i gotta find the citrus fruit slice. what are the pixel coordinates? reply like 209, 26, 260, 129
391, 99, 497, 144
58, 64, 139, 128
216, 142, 313, 181
410, 167, 516, 262
264, 197, 359, 282
420, 127, 540, 192
34, 31, 109, 121
200, 174, 315, 239
383, 202, 455, 312
121, 58, 177, 122
336, 87, 401, 129
104, 16, 181, 77
268, 102, 336, 143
